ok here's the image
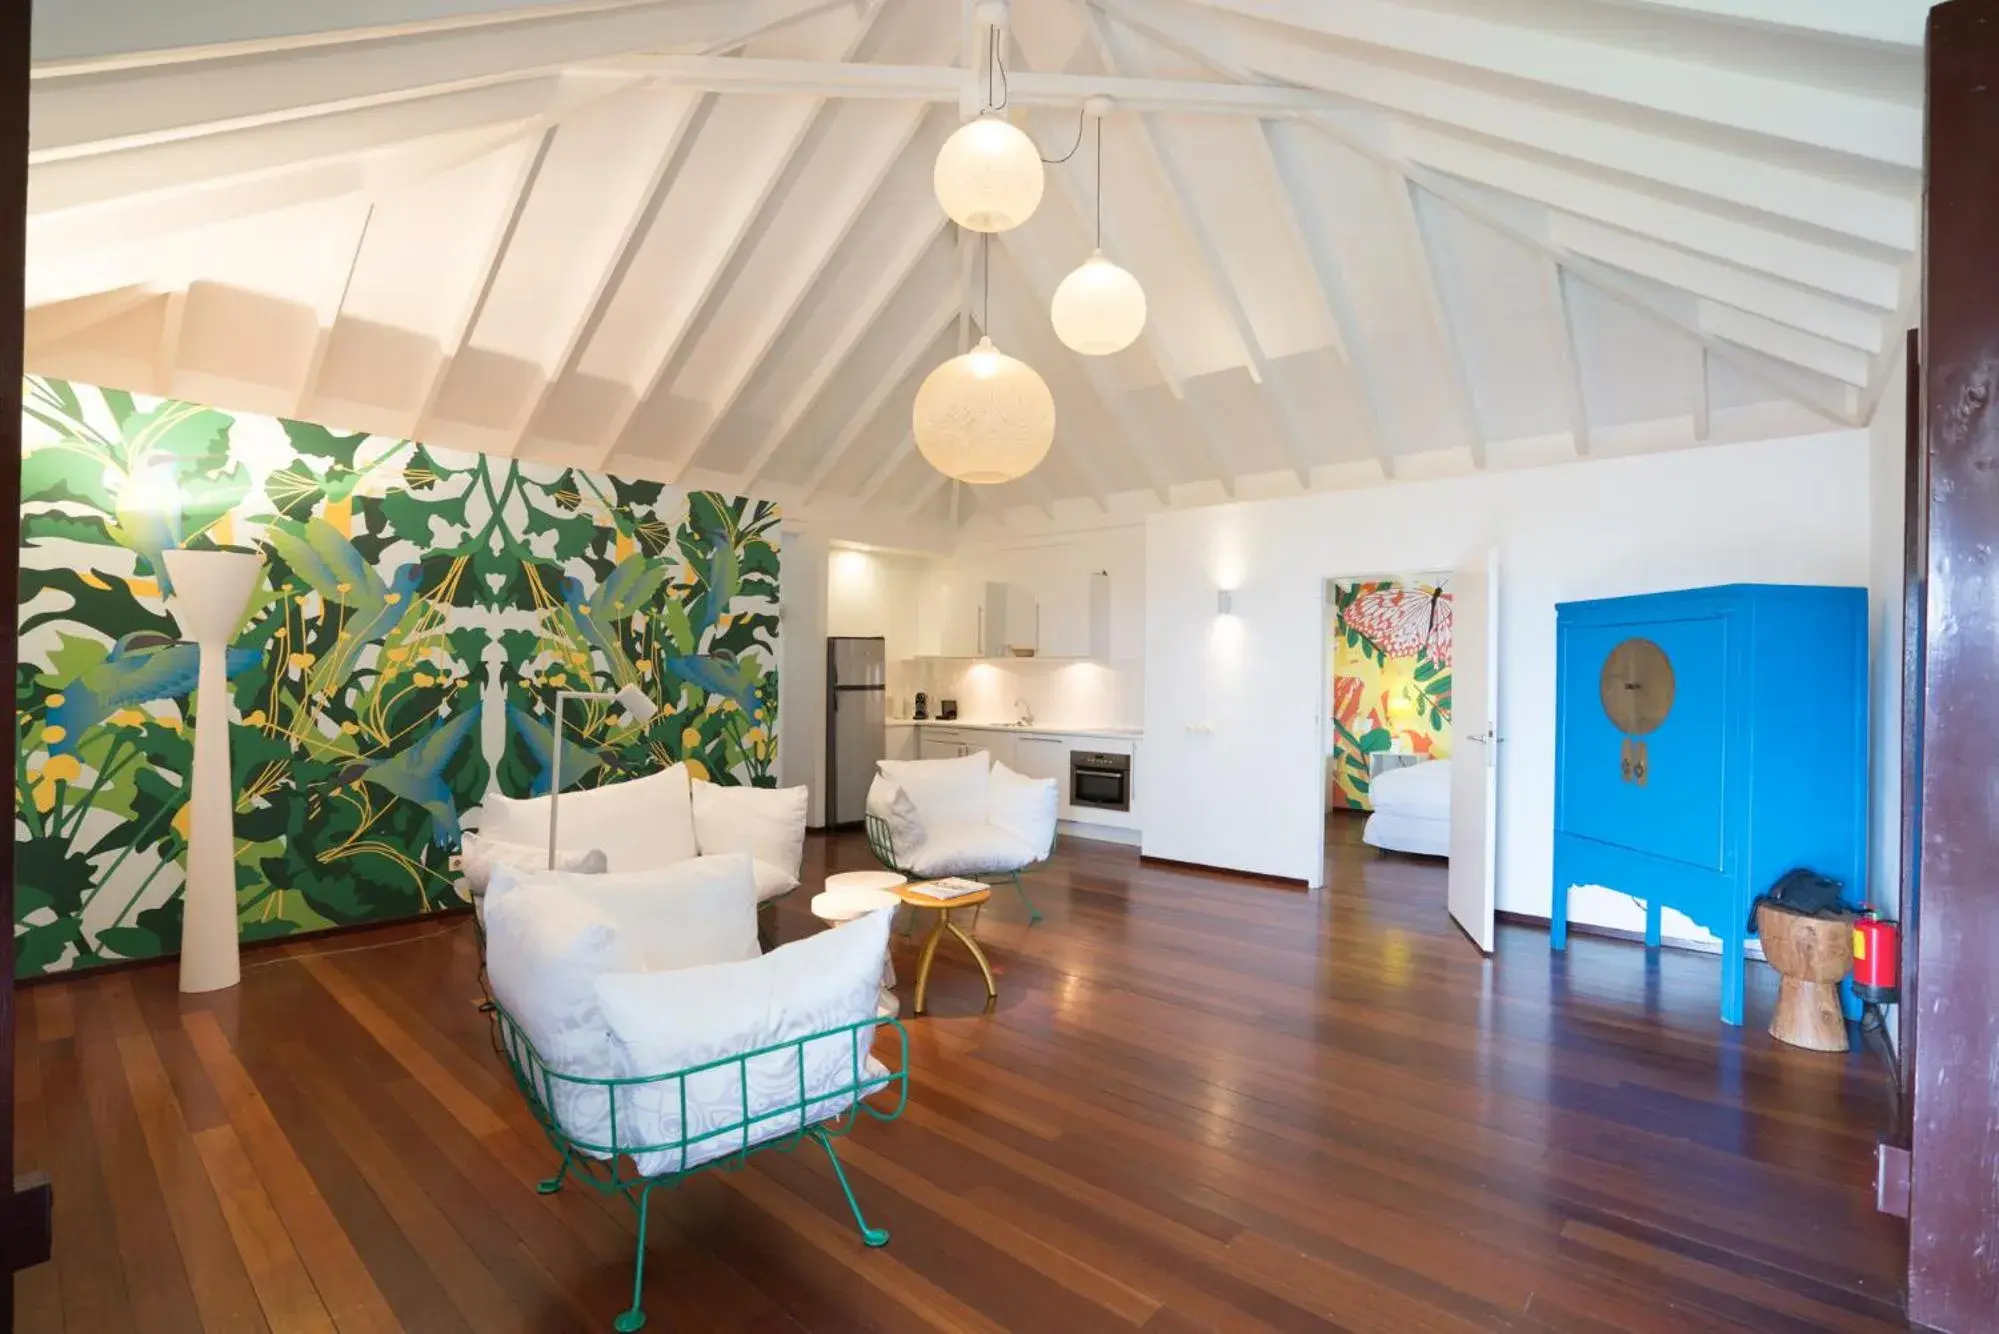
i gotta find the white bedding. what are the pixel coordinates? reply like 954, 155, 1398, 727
1361, 759, 1452, 858
1362, 811, 1451, 858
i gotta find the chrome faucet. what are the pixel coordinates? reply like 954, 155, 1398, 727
1014, 698, 1034, 727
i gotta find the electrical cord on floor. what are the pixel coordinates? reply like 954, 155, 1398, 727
1859, 1000, 1903, 1115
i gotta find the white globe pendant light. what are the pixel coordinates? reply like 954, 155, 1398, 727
913, 334, 1055, 485
1050, 98, 1147, 355
934, 114, 1044, 233
1052, 249, 1146, 355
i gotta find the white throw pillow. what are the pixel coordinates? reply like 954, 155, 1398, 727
906, 822, 1037, 879
878, 752, 990, 827
478, 764, 698, 872
461, 832, 606, 903
499, 854, 761, 972
483, 881, 639, 1153
987, 762, 1058, 862
594, 909, 895, 1176
865, 774, 926, 864
691, 781, 806, 894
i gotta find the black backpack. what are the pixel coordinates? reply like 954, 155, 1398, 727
1748, 867, 1848, 932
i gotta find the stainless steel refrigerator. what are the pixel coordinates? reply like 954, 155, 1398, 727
826, 637, 886, 827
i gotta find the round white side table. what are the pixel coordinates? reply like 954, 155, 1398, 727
812, 872, 906, 1017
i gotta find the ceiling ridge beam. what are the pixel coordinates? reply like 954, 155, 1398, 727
503, 90, 706, 459
1179, 0, 1920, 169
684, 99, 934, 480
31, 0, 852, 158
1095, 0, 1863, 425
1090, 0, 1915, 252
801, 286, 960, 503
1543, 260, 1589, 457
596, 5, 884, 475
293, 199, 374, 418
411, 126, 553, 442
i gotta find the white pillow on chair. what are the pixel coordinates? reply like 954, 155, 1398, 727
492, 853, 760, 972
865, 774, 925, 863
878, 752, 990, 826
461, 832, 606, 905
594, 908, 895, 1177
906, 824, 1036, 879
987, 762, 1058, 861
479, 764, 697, 872
690, 780, 806, 896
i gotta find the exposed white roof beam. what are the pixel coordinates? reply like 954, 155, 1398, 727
29, 0, 849, 159
801, 286, 960, 503
24, 285, 156, 351
1097, 0, 1866, 425
1388, 178, 1484, 467
1697, 304, 1870, 387
685, 100, 930, 480
1182, 0, 1920, 169
903, 469, 949, 521
1092, 0, 1916, 251
156, 289, 187, 398
1543, 261, 1589, 457
504, 92, 704, 458
411, 128, 553, 441
1588, 0, 1931, 49
1252, 120, 1391, 477
854, 429, 917, 509
294, 201, 375, 418
1394, 125, 1903, 311
1693, 349, 1711, 441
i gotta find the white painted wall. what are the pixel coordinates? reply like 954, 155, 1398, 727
1142, 429, 1873, 937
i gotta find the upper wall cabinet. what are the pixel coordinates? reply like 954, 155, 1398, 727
1037, 571, 1111, 659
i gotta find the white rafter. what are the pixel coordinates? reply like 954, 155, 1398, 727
504, 91, 704, 457
1386, 176, 1484, 467
155, 288, 187, 398
294, 200, 375, 418
683, 99, 932, 480
1543, 260, 1589, 457
903, 468, 949, 521
854, 428, 917, 509
411, 127, 553, 441
1590, 0, 1931, 48
801, 285, 960, 503
24, 284, 156, 351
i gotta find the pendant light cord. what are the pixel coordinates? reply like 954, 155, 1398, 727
982, 231, 991, 334
983, 21, 1087, 164
1094, 115, 1103, 247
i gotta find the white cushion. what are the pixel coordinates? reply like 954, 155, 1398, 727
691, 780, 806, 895
594, 909, 896, 1176
987, 762, 1057, 862
878, 752, 990, 826
483, 881, 639, 1152
461, 832, 606, 904
479, 764, 697, 872
906, 822, 1037, 878
499, 854, 761, 973
865, 774, 925, 863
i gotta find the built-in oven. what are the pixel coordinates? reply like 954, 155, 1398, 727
1070, 751, 1131, 812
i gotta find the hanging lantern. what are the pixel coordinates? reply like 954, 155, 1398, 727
912, 335, 1055, 484
1052, 249, 1147, 355
934, 114, 1045, 233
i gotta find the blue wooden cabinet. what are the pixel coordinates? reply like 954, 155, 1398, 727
1552, 585, 1868, 1025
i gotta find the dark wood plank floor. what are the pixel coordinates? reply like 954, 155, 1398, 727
13, 817, 1912, 1332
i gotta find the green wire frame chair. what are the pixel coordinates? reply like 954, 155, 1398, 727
864, 812, 1050, 924
488, 1002, 909, 1331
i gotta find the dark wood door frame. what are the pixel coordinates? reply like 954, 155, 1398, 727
1907, 3, 1999, 1329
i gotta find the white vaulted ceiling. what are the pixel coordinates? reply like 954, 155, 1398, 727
24, 0, 1924, 533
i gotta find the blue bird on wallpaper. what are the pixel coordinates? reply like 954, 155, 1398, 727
663, 649, 761, 718
559, 552, 668, 684
263, 517, 425, 692
506, 704, 631, 797
47, 632, 262, 754
334, 704, 482, 846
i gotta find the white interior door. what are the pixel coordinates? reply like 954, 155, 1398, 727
1447, 551, 1499, 952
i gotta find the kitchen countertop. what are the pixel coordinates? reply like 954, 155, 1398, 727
886, 719, 1142, 740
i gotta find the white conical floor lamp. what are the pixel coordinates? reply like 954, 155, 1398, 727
162, 548, 264, 994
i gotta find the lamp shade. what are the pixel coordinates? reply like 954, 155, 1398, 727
934, 115, 1044, 233
912, 336, 1056, 485
1051, 249, 1147, 355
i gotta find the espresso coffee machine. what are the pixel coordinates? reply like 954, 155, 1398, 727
913, 692, 929, 719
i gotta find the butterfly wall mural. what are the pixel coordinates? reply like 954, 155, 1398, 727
1330, 578, 1453, 810
16, 376, 781, 977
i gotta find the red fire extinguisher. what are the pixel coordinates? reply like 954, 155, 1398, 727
1852, 912, 1900, 1005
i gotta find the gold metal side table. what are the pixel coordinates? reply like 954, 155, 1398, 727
897, 882, 996, 1015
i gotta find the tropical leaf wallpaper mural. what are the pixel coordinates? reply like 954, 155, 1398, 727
16, 376, 780, 977
1330, 578, 1452, 810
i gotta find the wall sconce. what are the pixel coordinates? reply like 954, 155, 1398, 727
1216, 589, 1234, 616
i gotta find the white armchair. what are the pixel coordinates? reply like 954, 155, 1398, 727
864, 752, 1057, 923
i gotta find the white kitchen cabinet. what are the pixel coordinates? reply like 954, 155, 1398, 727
1036, 571, 1110, 659
1000, 583, 1039, 655
982, 731, 1017, 770
884, 725, 919, 762
1012, 733, 1069, 801
918, 727, 974, 759
917, 580, 1031, 657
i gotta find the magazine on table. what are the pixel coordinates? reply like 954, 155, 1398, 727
920, 877, 987, 900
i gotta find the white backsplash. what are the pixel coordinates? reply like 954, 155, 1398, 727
897, 656, 1140, 728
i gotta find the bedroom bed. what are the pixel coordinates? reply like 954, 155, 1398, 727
1361, 759, 1451, 859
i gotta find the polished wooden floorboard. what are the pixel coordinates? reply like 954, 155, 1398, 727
13, 818, 1911, 1332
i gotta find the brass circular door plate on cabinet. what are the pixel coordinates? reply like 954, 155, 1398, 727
1600, 638, 1675, 736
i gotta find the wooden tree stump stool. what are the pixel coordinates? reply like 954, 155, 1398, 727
1756, 904, 1853, 1052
